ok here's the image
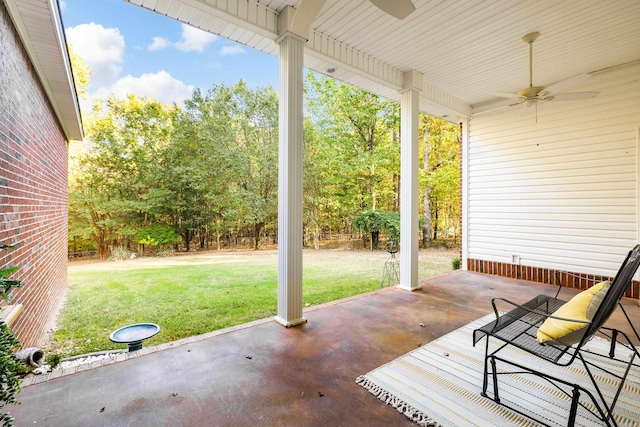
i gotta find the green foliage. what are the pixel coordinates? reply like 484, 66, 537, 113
135, 225, 180, 247
68, 68, 461, 254
45, 353, 62, 370
353, 210, 400, 249
0, 245, 23, 426
0, 322, 23, 426
0, 245, 21, 301
305, 72, 401, 227
419, 115, 461, 246
69, 94, 178, 259
452, 257, 461, 270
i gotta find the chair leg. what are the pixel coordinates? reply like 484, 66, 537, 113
568, 385, 580, 427
490, 356, 500, 404
481, 338, 490, 397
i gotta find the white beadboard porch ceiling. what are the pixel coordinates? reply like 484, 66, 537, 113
127, 0, 640, 120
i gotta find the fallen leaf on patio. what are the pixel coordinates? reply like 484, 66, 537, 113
245, 355, 252, 359
419, 323, 425, 327
443, 352, 449, 357
318, 392, 324, 397
416, 343, 422, 347
100, 407, 105, 413
172, 393, 178, 397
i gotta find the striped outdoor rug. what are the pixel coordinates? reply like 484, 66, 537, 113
356, 314, 640, 426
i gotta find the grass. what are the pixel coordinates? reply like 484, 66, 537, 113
48, 248, 457, 357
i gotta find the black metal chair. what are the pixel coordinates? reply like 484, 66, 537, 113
473, 245, 640, 426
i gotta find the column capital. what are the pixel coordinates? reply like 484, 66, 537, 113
400, 69, 424, 93
277, 5, 310, 44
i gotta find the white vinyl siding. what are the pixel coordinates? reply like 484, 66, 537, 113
466, 63, 640, 276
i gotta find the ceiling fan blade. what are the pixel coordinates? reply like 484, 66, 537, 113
550, 92, 600, 101
473, 100, 523, 116
541, 73, 591, 97
491, 92, 522, 99
369, 0, 415, 19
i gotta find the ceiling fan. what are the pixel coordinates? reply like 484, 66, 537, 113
492, 32, 600, 118
369, 0, 415, 19
294, 0, 415, 26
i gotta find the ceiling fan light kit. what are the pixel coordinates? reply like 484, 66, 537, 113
492, 31, 600, 119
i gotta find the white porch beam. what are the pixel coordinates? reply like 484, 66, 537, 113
274, 7, 307, 327
127, 0, 471, 120
398, 70, 422, 292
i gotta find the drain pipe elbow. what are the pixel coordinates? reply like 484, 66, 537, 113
15, 347, 45, 369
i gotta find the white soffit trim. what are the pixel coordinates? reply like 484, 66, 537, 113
127, 0, 472, 120
4, 0, 83, 141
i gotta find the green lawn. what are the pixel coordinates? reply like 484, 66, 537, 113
49, 249, 456, 357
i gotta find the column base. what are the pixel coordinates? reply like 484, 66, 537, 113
396, 284, 422, 292
273, 316, 308, 328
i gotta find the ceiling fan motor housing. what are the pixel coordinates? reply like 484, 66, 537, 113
517, 86, 545, 99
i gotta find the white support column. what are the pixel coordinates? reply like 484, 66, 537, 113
398, 70, 423, 291
274, 8, 307, 327
460, 118, 470, 271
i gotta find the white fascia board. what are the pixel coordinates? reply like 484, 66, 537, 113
4, 0, 83, 141
128, 0, 279, 40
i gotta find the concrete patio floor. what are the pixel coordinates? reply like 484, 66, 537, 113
8, 270, 640, 426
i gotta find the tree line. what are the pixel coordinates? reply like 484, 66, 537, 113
68, 54, 460, 259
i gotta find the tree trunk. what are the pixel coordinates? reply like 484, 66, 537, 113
433, 202, 439, 242
371, 230, 379, 250
313, 225, 320, 250
254, 223, 262, 250
96, 232, 107, 260
183, 230, 194, 252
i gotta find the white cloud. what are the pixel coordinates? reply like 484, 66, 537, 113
174, 24, 217, 52
218, 45, 245, 56
148, 37, 170, 51
94, 70, 194, 106
65, 23, 125, 87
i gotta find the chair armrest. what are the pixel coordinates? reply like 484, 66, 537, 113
554, 271, 610, 299
491, 296, 591, 325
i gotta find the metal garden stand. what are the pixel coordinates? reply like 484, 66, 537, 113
380, 241, 399, 287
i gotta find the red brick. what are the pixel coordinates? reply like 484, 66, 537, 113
0, 2, 68, 347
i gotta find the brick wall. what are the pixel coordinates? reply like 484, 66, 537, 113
0, 2, 69, 347
467, 258, 640, 300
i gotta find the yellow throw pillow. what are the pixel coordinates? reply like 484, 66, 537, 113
536, 281, 610, 346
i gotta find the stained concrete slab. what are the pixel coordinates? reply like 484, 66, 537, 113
7, 271, 639, 426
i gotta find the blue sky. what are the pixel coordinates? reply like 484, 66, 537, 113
60, 0, 280, 107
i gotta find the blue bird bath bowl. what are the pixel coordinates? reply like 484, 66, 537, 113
110, 323, 160, 352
